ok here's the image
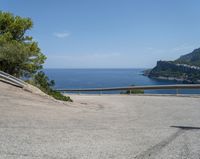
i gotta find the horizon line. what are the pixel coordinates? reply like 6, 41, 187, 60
43, 67, 150, 69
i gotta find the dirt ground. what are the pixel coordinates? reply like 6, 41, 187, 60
1, 81, 200, 159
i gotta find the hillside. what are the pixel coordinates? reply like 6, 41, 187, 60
175, 48, 200, 66
147, 48, 200, 83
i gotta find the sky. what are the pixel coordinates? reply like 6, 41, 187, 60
1, 0, 200, 68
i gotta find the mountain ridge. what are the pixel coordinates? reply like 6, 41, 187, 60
175, 48, 200, 66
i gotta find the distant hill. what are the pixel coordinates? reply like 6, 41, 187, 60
175, 48, 200, 66
146, 48, 200, 83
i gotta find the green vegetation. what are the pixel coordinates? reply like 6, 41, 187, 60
28, 71, 72, 102
0, 11, 71, 101
0, 11, 46, 77
121, 85, 144, 94
147, 48, 200, 83
125, 89, 144, 94
175, 48, 200, 66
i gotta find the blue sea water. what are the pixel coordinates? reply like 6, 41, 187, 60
44, 68, 200, 94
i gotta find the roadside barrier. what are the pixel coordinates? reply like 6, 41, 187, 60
56, 84, 200, 95
0, 71, 26, 88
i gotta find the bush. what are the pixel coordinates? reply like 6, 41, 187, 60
121, 84, 144, 94
48, 90, 72, 102
125, 89, 144, 94
28, 71, 72, 102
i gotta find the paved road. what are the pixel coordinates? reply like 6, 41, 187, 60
1, 81, 200, 159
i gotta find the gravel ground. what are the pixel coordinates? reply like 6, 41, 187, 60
1, 81, 200, 159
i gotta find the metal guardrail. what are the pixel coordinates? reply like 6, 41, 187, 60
0, 71, 26, 88
56, 84, 200, 94
1, 70, 199, 94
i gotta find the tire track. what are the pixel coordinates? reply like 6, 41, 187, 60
135, 129, 186, 159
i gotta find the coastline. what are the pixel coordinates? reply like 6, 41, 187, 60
149, 76, 200, 84
142, 69, 200, 84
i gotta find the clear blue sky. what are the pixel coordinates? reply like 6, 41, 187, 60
1, 0, 200, 68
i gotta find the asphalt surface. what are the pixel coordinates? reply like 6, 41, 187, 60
1, 81, 200, 159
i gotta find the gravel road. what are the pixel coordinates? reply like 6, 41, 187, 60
1, 81, 200, 159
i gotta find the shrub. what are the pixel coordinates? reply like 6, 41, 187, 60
125, 89, 144, 94
28, 71, 72, 102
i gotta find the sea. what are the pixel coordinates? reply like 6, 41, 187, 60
44, 68, 200, 94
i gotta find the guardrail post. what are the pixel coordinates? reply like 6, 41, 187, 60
176, 89, 179, 95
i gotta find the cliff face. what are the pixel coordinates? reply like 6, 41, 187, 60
148, 48, 200, 83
